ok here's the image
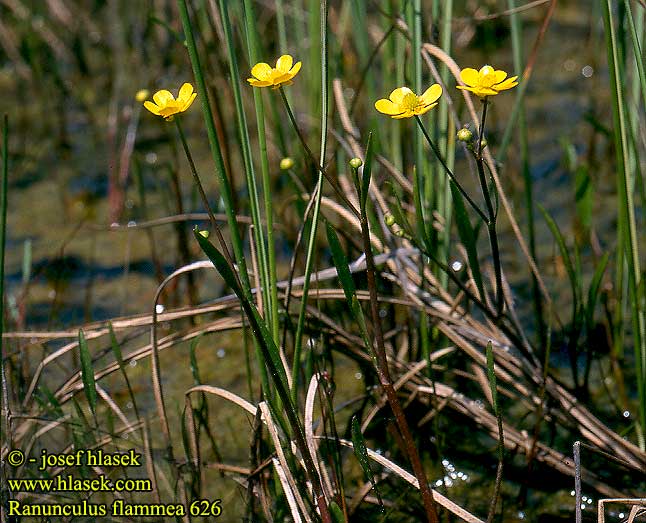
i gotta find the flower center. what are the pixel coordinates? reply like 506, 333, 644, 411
402, 92, 420, 111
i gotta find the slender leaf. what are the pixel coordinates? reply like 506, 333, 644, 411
361, 133, 373, 212
78, 329, 97, 417
586, 253, 610, 332
194, 229, 287, 389
351, 415, 383, 508
450, 180, 485, 301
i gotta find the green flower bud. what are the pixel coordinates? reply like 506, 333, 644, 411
198, 230, 209, 238
384, 214, 396, 227
349, 158, 363, 169
395, 229, 404, 237
457, 128, 473, 142
280, 157, 294, 170
480, 138, 488, 149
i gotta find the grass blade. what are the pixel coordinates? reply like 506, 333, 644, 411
78, 329, 97, 419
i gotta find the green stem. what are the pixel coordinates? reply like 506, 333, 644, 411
175, 119, 234, 271
0, 115, 9, 450
509, 0, 545, 349
603, 0, 646, 447
177, 0, 251, 295
284, 0, 329, 404
218, 0, 271, 325
414, 116, 487, 223
278, 88, 359, 218
475, 99, 504, 315
242, 0, 279, 342
175, 116, 273, 402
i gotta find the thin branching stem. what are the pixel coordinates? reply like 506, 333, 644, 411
414, 115, 488, 223
279, 88, 360, 219
175, 118, 236, 276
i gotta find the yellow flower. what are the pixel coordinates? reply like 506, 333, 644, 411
247, 54, 302, 88
457, 65, 518, 98
143, 83, 197, 120
374, 85, 442, 119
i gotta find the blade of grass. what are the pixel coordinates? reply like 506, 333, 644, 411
218, 0, 271, 320
1, 114, 9, 453
508, 0, 545, 347
602, 0, 646, 447
78, 329, 97, 421
241, 0, 280, 342
193, 228, 332, 522
450, 180, 485, 301
290, 0, 329, 404
177, 0, 251, 294
485, 341, 504, 523
351, 415, 384, 510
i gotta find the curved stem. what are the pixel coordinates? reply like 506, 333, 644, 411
279, 88, 360, 219
414, 115, 488, 223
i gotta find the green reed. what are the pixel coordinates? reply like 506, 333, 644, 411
603, 0, 646, 448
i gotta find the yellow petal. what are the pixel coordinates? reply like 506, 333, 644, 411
492, 70, 507, 84
276, 54, 293, 73
494, 76, 518, 91
389, 87, 413, 104
248, 78, 272, 87
143, 101, 161, 115
288, 61, 302, 77
459, 68, 479, 87
251, 62, 272, 81
159, 103, 180, 117
153, 89, 174, 106
277, 74, 295, 86
420, 84, 442, 106
178, 83, 194, 104
375, 99, 401, 115
474, 86, 498, 97
415, 102, 438, 116
392, 110, 413, 119
181, 92, 197, 112
479, 65, 495, 76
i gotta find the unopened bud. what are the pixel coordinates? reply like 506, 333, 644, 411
480, 139, 488, 149
135, 89, 150, 103
384, 214, 396, 227
280, 157, 294, 170
349, 158, 363, 169
198, 230, 209, 238
395, 229, 404, 237
457, 128, 473, 142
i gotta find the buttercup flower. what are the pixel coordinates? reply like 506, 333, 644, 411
457, 65, 518, 98
143, 83, 197, 120
374, 85, 442, 119
247, 54, 302, 88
